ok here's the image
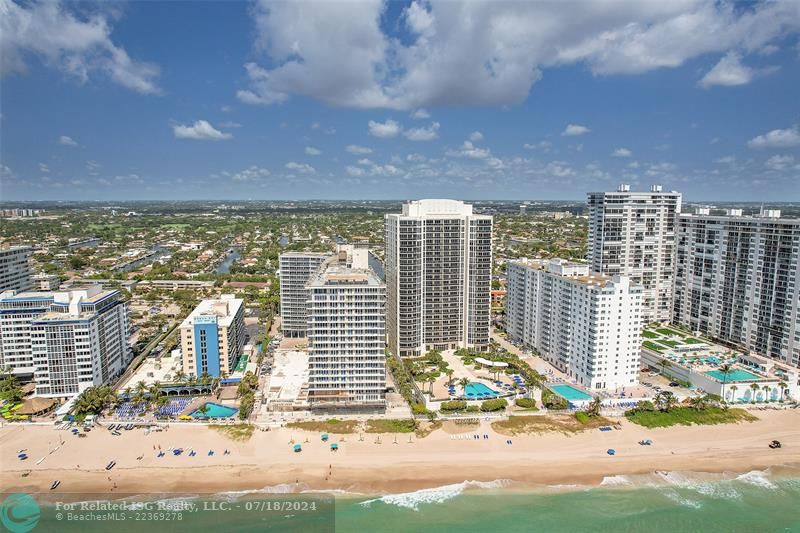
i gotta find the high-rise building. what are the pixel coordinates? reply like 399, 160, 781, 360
279, 252, 330, 337
673, 208, 800, 366
306, 248, 386, 409
0, 246, 33, 293
0, 287, 130, 397
506, 259, 643, 390
385, 199, 492, 357
587, 184, 681, 324
180, 295, 245, 378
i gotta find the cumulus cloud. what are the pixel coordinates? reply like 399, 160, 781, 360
411, 109, 430, 119
236, 1, 800, 110
346, 144, 372, 154
469, 131, 484, 142
173, 120, 232, 141
285, 161, 316, 174
59, 135, 78, 146
748, 125, 800, 149
612, 148, 633, 157
305, 146, 322, 156
448, 140, 490, 159
368, 119, 402, 138
38, 163, 49, 173
699, 52, 776, 88
403, 122, 440, 141
523, 141, 552, 150
714, 155, 736, 164
562, 124, 590, 136
1, 0, 161, 94
765, 154, 794, 171
229, 166, 271, 182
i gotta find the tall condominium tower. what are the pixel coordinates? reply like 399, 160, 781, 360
0, 287, 130, 397
306, 248, 386, 408
279, 252, 329, 337
385, 199, 492, 357
179, 295, 245, 378
674, 208, 800, 366
587, 184, 682, 324
506, 259, 643, 390
0, 246, 33, 293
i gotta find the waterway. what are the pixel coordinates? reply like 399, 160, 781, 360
215, 247, 241, 274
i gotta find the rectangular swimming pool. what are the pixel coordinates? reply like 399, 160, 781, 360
704, 369, 761, 382
550, 384, 593, 401
191, 402, 239, 418
464, 382, 500, 398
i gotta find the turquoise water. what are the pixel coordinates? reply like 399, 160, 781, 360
31, 471, 800, 532
551, 384, 593, 401
464, 382, 499, 397
705, 369, 761, 382
190, 402, 238, 418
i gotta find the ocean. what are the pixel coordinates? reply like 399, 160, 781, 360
24, 469, 800, 532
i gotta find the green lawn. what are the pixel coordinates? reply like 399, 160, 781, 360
625, 407, 757, 428
643, 340, 665, 352
660, 339, 680, 347
642, 330, 660, 339
365, 419, 417, 433
656, 328, 683, 337
683, 338, 705, 344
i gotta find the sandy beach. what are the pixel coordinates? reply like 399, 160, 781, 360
3, 410, 800, 496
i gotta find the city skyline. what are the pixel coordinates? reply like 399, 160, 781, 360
2, 0, 800, 202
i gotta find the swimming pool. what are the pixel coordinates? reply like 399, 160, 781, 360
704, 369, 761, 382
464, 382, 500, 398
550, 384, 593, 401
190, 402, 239, 418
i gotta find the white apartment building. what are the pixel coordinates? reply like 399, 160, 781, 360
180, 295, 245, 378
506, 259, 643, 390
674, 208, 800, 366
385, 199, 492, 357
306, 249, 386, 408
0, 287, 130, 397
279, 252, 330, 337
587, 184, 681, 324
0, 246, 33, 293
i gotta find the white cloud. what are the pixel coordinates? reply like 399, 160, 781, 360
285, 161, 316, 174
59, 135, 78, 146
748, 125, 800, 149
523, 141, 552, 150
469, 131, 484, 142
403, 122, 440, 141
39, 163, 49, 173
411, 109, 430, 119
1, 0, 161, 94
218, 121, 242, 128
407, 153, 427, 162
448, 140, 490, 159
612, 148, 632, 157
699, 52, 777, 88
237, 1, 800, 110
305, 146, 322, 156
346, 165, 366, 177
368, 119, 402, 138
346, 144, 372, 154
230, 166, 271, 182
173, 120, 232, 141
714, 155, 736, 164
765, 154, 794, 171
562, 124, 590, 136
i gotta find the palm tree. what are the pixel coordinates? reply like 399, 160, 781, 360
586, 396, 602, 417
446, 370, 454, 388
778, 381, 787, 402
196, 403, 210, 418
199, 371, 211, 385
655, 391, 677, 412
749, 383, 760, 404
717, 364, 732, 400
426, 376, 436, 395
729, 385, 738, 404
762, 384, 771, 403
689, 395, 707, 410
122, 386, 132, 401
173, 370, 186, 384
459, 377, 470, 396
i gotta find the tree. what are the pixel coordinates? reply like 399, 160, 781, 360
762, 384, 771, 403
688, 395, 708, 410
199, 371, 211, 385
173, 370, 186, 384
658, 359, 671, 375
426, 376, 436, 395
197, 403, 210, 417
749, 383, 760, 403
458, 377, 470, 396
446, 370, 454, 388
0, 371, 24, 403
717, 364, 732, 401
729, 385, 738, 405
654, 390, 677, 412
778, 381, 787, 402
585, 396, 602, 417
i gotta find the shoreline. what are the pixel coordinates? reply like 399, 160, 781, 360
3, 409, 800, 498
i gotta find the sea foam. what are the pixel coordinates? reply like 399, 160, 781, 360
359, 479, 511, 511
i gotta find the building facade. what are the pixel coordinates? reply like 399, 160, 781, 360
279, 252, 329, 337
385, 199, 492, 357
180, 295, 245, 378
673, 208, 800, 366
587, 184, 681, 324
0, 246, 33, 293
506, 259, 643, 390
306, 249, 386, 408
0, 287, 130, 397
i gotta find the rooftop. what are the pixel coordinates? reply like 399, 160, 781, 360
511, 258, 618, 288
180, 294, 243, 328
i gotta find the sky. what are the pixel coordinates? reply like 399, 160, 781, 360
1, 0, 799, 202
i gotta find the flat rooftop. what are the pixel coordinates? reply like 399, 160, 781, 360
511, 258, 614, 288
180, 295, 243, 329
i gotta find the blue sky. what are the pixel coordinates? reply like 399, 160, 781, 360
1, 0, 799, 201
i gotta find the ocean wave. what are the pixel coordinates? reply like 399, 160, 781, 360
214, 483, 302, 499
359, 479, 512, 511
735, 470, 777, 490
599, 475, 633, 487
660, 488, 703, 509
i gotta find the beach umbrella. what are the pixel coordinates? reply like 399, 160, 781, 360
330, 443, 338, 451
293, 444, 302, 452
321, 433, 329, 441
